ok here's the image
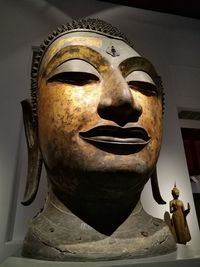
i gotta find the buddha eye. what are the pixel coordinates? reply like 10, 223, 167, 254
47, 59, 100, 86
126, 70, 158, 96
128, 81, 157, 96
48, 72, 99, 86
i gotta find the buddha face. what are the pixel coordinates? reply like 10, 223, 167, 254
172, 188, 180, 198
37, 32, 163, 196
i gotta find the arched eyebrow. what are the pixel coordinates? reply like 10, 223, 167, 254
42, 46, 110, 79
119, 57, 158, 79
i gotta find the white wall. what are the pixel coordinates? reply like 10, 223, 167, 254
0, 0, 200, 263
0, 0, 70, 261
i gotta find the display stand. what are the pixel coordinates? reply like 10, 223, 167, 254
1, 245, 200, 267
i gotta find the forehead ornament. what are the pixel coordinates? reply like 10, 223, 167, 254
106, 45, 120, 57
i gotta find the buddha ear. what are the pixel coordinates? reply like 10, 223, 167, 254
151, 167, 166, 204
21, 99, 43, 206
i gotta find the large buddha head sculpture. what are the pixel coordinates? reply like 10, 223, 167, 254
21, 18, 176, 261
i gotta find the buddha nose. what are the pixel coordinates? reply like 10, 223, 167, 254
97, 70, 142, 126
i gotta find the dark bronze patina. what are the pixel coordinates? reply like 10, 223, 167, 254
21, 18, 176, 261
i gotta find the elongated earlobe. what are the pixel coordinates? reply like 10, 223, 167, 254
21, 99, 42, 206
151, 168, 166, 204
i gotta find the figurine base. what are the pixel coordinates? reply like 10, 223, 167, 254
1, 245, 200, 267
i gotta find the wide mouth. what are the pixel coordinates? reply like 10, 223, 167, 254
79, 125, 151, 154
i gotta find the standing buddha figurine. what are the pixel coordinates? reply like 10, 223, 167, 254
169, 183, 191, 244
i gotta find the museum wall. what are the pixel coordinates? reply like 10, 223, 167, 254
0, 0, 200, 262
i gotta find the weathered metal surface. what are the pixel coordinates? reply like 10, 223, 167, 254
21, 18, 176, 261
21, 100, 42, 205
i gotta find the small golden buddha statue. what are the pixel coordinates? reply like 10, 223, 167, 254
169, 183, 191, 244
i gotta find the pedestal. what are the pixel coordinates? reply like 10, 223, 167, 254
1, 245, 200, 267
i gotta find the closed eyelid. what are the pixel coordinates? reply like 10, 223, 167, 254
47, 59, 100, 80
126, 71, 155, 85
125, 71, 158, 96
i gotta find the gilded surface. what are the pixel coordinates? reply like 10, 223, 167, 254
21, 21, 176, 260
169, 185, 191, 244
38, 36, 162, 230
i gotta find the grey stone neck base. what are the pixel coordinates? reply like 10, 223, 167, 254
22, 190, 176, 261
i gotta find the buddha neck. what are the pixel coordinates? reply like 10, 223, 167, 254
23, 185, 176, 260
36, 190, 146, 238
49, 180, 142, 235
